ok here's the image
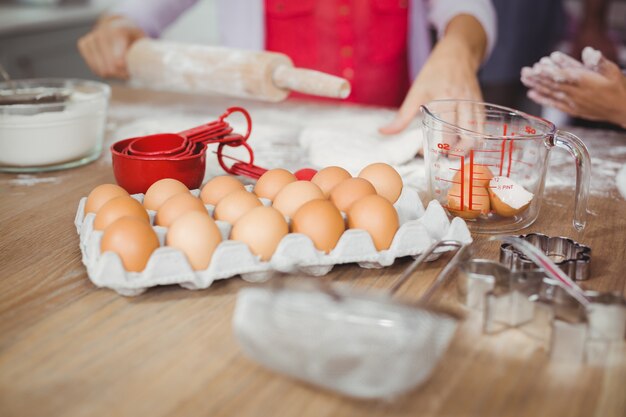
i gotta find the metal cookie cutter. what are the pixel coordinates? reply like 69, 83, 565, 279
500, 233, 591, 281
458, 258, 626, 365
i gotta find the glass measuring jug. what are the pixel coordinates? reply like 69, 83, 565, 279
421, 100, 590, 234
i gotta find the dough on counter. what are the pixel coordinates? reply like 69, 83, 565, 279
299, 126, 423, 174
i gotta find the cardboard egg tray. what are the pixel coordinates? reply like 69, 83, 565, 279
74, 187, 472, 296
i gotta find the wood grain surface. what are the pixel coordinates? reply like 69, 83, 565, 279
0, 87, 624, 417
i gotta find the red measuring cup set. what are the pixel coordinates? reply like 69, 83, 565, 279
112, 107, 280, 194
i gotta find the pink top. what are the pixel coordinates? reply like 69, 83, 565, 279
262, 0, 409, 107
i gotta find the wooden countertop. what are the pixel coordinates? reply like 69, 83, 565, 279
0, 86, 625, 417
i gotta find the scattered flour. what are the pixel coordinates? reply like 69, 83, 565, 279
5, 174, 61, 187
104, 100, 424, 184
545, 130, 626, 198
617, 164, 626, 200
104, 102, 625, 197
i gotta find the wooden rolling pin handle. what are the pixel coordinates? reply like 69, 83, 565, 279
272, 66, 351, 99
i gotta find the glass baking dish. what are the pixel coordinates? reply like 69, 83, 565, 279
0, 78, 110, 172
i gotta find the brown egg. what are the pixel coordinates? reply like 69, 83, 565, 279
347, 194, 399, 251
94, 196, 149, 231
200, 175, 246, 205
311, 166, 352, 198
272, 180, 325, 218
292, 199, 345, 253
452, 164, 494, 188
330, 177, 377, 212
101, 216, 160, 272
231, 206, 289, 261
155, 193, 207, 227
446, 182, 491, 220
253, 168, 297, 200
487, 176, 534, 217
84, 184, 129, 215
166, 211, 222, 270
214, 189, 262, 224
143, 178, 189, 211
358, 163, 403, 204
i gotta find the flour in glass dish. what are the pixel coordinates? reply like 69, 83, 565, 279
0, 92, 107, 167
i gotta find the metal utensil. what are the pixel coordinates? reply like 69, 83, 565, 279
0, 65, 71, 106
500, 233, 591, 281
0, 65, 72, 105
498, 236, 590, 306
233, 240, 469, 399
459, 236, 625, 365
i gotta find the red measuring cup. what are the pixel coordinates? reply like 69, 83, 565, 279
126, 133, 193, 158
112, 138, 207, 194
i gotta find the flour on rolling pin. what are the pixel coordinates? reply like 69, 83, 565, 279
127, 39, 351, 102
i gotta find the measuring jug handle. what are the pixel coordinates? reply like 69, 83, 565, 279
551, 130, 591, 231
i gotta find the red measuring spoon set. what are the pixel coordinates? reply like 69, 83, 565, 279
111, 107, 270, 194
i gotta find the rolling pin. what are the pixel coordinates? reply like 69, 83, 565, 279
126, 39, 351, 102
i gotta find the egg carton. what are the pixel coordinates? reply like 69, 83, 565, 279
74, 187, 472, 296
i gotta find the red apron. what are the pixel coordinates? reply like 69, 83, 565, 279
264, 0, 410, 107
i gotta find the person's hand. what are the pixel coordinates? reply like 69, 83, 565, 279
78, 15, 146, 79
521, 50, 626, 128
379, 35, 483, 135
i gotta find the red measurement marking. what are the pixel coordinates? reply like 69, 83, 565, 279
448, 194, 461, 198
478, 156, 505, 161
472, 193, 489, 197
439, 178, 461, 184
460, 156, 465, 212
498, 123, 508, 177
474, 163, 498, 167
473, 149, 502, 153
469, 150, 474, 210
448, 153, 464, 158
507, 139, 515, 177
525, 125, 536, 134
